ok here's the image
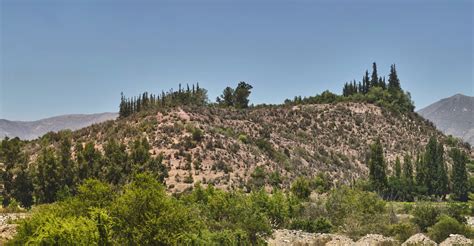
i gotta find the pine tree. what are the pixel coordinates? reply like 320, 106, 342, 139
103, 139, 129, 185
12, 161, 33, 208
234, 81, 253, 108
219, 87, 235, 106
0, 137, 24, 207
450, 148, 469, 202
368, 139, 387, 194
58, 136, 76, 192
35, 147, 62, 203
388, 64, 401, 92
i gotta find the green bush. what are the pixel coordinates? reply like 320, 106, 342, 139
238, 134, 249, 144
291, 177, 311, 200
110, 173, 203, 245
411, 203, 441, 232
289, 217, 332, 233
427, 215, 471, 243
389, 222, 418, 242
326, 186, 389, 238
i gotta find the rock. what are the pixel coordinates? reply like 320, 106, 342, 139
439, 234, 473, 246
0, 213, 29, 242
323, 234, 354, 246
0, 224, 18, 240
402, 233, 437, 246
355, 234, 398, 246
268, 229, 353, 246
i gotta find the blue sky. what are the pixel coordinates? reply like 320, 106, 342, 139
1, 0, 472, 121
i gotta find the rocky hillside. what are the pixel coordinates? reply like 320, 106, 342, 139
418, 94, 474, 146
0, 112, 118, 140
23, 102, 470, 192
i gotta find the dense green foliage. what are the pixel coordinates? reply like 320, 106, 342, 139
285, 63, 415, 113
451, 148, 470, 202
217, 81, 253, 108
366, 136, 470, 203
0, 135, 168, 209
8, 172, 474, 244
119, 83, 208, 118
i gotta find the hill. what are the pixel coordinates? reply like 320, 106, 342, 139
0, 113, 118, 140
418, 94, 474, 146
23, 102, 468, 192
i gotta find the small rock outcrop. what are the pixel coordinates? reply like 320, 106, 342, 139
439, 234, 473, 246
402, 233, 437, 246
268, 229, 354, 246
355, 234, 398, 246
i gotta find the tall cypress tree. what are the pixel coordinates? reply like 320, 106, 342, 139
388, 64, 401, 93
415, 153, 427, 194
394, 157, 402, 178
371, 62, 379, 87
435, 142, 449, 198
402, 154, 414, 184
424, 137, 439, 195
450, 148, 469, 202
368, 139, 387, 194
363, 70, 370, 93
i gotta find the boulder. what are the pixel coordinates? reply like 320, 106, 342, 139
355, 234, 398, 246
268, 230, 354, 246
402, 233, 437, 246
439, 234, 473, 246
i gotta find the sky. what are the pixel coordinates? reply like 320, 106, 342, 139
0, 0, 472, 121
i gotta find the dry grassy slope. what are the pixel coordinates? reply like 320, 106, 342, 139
25, 102, 471, 192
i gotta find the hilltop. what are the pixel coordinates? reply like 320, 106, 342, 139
15, 63, 471, 193
418, 94, 474, 146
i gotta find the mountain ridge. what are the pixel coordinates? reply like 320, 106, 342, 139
418, 93, 474, 146
0, 112, 118, 140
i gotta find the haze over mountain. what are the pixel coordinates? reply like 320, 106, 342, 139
0, 112, 118, 140
418, 94, 474, 146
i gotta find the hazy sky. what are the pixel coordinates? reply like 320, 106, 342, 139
1, 0, 473, 121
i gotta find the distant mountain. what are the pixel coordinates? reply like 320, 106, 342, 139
0, 113, 118, 140
418, 94, 474, 146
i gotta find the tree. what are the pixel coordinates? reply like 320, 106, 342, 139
435, 142, 448, 198
0, 137, 24, 206
363, 70, 370, 93
415, 153, 427, 194
110, 173, 203, 245
103, 139, 129, 185
402, 154, 414, 184
290, 177, 311, 200
12, 162, 34, 208
368, 139, 387, 194
424, 137, 439, 195
78, 142, 102, 180
371, 62, 379, 87
450, 148, 469, 202
58, 136, 76, 192
388, 64, 401, 92
234, 82, 253, 108
218, 87, 235, 106
35, 147, 62, 203
394, 157, 401, 178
